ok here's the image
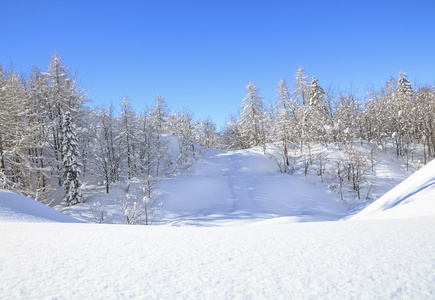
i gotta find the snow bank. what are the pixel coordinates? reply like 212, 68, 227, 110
352, 159, 435, 220
0, 190, 82, 223
1, 218, 433, 299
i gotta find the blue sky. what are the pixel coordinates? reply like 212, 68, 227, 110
1, 0, 434, 128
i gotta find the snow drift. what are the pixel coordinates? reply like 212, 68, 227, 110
352, 159, 435, 220
0, 190, 81, 223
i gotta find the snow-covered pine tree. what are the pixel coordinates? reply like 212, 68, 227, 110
44, 52, 89, 186
62, 111, 83, 205
395, 70, 415, 163
307, 76, 328, 144
239, 81, 266, 150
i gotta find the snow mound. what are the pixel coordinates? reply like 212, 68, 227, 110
0, 190, 82, 223
352, 159, 435, 220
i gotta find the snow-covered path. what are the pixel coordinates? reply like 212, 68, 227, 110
159, 148, 347, 225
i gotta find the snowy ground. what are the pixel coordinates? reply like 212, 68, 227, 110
1, 217, 434, 299
159, 147, 347, 226
1, 145, 434, 298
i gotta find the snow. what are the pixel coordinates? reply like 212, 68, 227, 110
0, 190, 81, 223
1, 147, 434, 298
159, 147, 347, 226
1, 218, 434, 299
352, 158, 435, 220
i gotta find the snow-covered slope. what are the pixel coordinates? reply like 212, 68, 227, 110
159, 147, 347, 225
0, 190, 81, 223
352, 159, 435, 220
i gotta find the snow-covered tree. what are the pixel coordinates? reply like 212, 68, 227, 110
221, 115, 243, 150
197, 118, 218, 149
0, 66, 28, 192
334, 90, 360, 146
274, 78, 293, 171
149, 96, 172, 176
62, 111, 83, 205
239, 81, 266, 150
118, 97, 138, 191
294, 65, 310, 106
415, 85, 435, 163
307, 76, 329, 144
170, 109, 198, 168
91, 106, 120, 193
150, 95, 169, 135
44, 52, 89, 186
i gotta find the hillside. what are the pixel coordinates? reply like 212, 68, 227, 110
1, 147, 434, 298
51, 141, 426, 225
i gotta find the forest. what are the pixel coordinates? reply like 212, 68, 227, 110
0, 52, 434, 207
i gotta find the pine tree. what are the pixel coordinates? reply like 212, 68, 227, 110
307, 76, 328, 144
44, 52, 89, 186
239, 81, 266, 150
62, 111, 83, 205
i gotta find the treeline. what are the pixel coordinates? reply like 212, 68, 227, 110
222, 66, 434, 200
226, 66, 434, 163
0, 53, 434, 204
0, 53, 214, 205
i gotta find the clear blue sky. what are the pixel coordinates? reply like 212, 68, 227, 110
1, 0, 434, 128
